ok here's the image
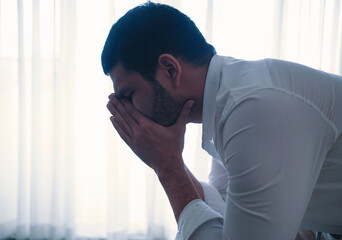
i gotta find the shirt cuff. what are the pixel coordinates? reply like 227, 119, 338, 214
177, 199, 223, 240
200, 182, 226, 216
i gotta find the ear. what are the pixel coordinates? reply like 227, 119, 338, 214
157, 54, 182, 88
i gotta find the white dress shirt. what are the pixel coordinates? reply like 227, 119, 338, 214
177, 55, 342, 240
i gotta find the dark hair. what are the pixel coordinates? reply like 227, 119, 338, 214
101, 2, 216, 79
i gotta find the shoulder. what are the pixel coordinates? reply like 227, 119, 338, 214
216, 87, 335, 163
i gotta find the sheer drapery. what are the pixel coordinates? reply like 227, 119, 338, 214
0, 0, 341, 239
1, 0, 77, 238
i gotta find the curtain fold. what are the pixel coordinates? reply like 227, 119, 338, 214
0, 0, 341, 239
273, 0, 342, 73
1, 0, 77, 239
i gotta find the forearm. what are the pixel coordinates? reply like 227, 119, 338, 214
185, 166, 204, 201
108, 96, 201, 223
157, 160, 201, 221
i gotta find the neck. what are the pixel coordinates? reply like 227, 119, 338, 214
182, 62, 210, 124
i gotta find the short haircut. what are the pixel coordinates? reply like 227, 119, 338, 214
101, 2, 216, 79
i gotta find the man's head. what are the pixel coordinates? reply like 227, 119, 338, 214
101, 2, 215, 126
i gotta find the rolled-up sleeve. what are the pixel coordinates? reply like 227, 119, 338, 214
177, 199, 223, 240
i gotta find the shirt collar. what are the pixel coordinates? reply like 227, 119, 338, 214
202, 55, 226, 143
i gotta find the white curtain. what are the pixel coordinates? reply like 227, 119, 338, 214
0, 0, 341, 239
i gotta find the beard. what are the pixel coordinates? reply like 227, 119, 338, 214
149, 78, 184, 127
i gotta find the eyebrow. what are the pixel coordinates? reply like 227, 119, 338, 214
116, 88, 129, 99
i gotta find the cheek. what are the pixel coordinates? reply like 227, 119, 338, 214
132, 94, 154, 118
131, 80, 156, 119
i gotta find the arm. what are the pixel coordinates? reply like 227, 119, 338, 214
208, 157, 229, 201
107, 95, 202, 221
190, 90, 335, 239
186, 157, 229, 205
157, 162, 201, 221
108, 90, 333, 240
186, 166, 204, 201
107, 94, 225, 238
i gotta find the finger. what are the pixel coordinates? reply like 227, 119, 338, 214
174, 100, 194, 127
120, 99, 143, 125
109, 95, 139, 127
107, 100, 117, 116
107, 101, 133, 135
110, 116, 132, 145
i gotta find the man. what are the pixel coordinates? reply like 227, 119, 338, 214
102, 2, 342, 240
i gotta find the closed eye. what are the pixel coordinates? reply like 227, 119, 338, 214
124, 93, 133, 103
116, 88, 129, 100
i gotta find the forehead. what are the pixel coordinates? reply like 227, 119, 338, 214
108, 63, 129, 93
108, 63, 150, 97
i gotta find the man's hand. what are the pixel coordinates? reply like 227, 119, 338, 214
107, 93, 201, 221
107, 93, 194, 174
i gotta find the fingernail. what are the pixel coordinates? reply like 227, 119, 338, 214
187, 100, 194, 109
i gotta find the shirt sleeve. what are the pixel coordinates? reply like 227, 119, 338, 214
208, 157, 229, 201
199, 157, 229, 216
179, 89, 335, 240
177, 199, 223, 240
200, 181, 226, 216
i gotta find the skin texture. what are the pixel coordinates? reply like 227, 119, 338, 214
106, 54, 208, 220
149, 78, 184, 126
